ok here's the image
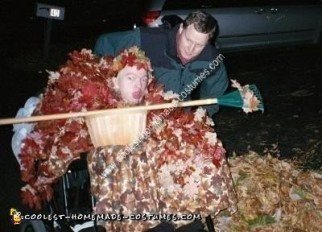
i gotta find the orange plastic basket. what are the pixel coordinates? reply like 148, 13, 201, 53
85, 110, 147, 147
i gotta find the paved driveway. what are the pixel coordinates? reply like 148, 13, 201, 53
217, 45, 322, 169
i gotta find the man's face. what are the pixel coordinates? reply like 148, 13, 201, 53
116, 65, 148, 104
177, 23, 210, 62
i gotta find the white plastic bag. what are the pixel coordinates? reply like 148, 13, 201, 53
11, 97, 40, 167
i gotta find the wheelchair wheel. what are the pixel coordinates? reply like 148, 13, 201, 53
20, 220, 46, 232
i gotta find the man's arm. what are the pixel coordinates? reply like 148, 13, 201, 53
200, 63, 229, 117
93, 28, 141, 56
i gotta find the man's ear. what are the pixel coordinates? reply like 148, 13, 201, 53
112, 77, 119, 91
178, 23, 183, 34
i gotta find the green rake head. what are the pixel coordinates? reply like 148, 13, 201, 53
217, 84, 264, 113
249, 84, 264, 113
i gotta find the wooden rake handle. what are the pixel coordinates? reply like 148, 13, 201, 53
0, 98, 218, 125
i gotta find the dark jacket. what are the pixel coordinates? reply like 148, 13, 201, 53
94, 25, 228, 116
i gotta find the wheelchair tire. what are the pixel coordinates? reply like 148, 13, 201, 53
20, 220, 47, 232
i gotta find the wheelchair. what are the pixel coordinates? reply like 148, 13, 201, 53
20, 153, 105, 232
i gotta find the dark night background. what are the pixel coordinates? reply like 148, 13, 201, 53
1, 1, 147, 231
0, 1, 321, 232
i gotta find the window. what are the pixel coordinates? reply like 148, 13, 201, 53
163, 0, 321, 10
266, 0, 321, 5
163, 0, 215, 10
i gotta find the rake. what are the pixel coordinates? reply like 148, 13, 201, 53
1, 84, 264, 146
0, 84, 264, 126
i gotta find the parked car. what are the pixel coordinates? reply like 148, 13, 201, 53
142, 0, 322, 50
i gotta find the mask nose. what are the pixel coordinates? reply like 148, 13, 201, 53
134, 79, 143, 90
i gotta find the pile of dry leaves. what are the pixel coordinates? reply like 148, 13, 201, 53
213, 151, 322, 231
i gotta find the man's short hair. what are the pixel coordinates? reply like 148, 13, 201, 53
183, 11, 217, 38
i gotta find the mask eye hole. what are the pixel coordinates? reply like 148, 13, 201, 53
127, 76, 134, 81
